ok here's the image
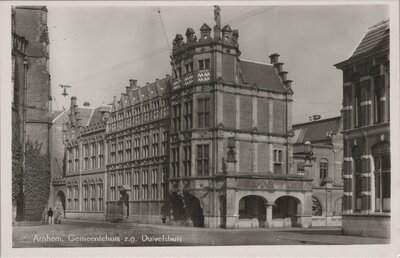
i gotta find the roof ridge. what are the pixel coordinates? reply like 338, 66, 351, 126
368, 19, 389, 30
240, 59, 273, 66
293, 116, 341, 127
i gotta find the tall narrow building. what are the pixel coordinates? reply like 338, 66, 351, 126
335, 19, 390, 238
12, 6, 52, 221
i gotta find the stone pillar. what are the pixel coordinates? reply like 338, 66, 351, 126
265, 202, 274, 228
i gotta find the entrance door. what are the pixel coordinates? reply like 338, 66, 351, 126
121, 191, 129, 218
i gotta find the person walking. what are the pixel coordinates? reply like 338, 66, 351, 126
47, 208, 54, 225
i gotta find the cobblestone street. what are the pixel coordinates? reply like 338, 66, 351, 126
12, 219, 389, 248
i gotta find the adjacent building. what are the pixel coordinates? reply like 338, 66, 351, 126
12, 6, 52, 221
293, 116, 343, 226
334, 19, 390, 238
61, 8, 314, 229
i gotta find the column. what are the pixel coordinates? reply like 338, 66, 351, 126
265, 202, 274, 228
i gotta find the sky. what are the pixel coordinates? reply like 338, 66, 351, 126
47, 4, 389, 124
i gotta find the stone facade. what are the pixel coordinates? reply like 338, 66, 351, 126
334, 19, 390, 238
12, 6, 51, 221
61, 8, 313, 228
293, 116, 344, 227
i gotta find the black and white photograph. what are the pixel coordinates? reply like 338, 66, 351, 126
1, 0, 399, 257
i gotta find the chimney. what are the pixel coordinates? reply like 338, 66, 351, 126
232, 29, 239, 41
273, 62, 284, 73
83, 102, 90, 107
269, 53, 280, 64
185, 28, 195, 43
284, 80, 293, 88
70, 96, 77, 107
129, 79, 137, 88
279, 71, 288, 81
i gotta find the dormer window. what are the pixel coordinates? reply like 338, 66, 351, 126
199, 59, 210, 70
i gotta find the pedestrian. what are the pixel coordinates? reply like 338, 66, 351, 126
47, 207, 54, 225
42, 207, 48, 223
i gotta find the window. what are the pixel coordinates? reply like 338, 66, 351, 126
110, 174, 116, 201
151, 169, 158, 199
142, 136, 149, 158
161, 168, 167, 199
197, 144, 209, 176
197, 99, 210, 128
199, 59, 210, 70
98, 182, 104, 211
133, 170, 139, 200
352, 146, 362, 212
142, 170, 149, 199
110, 143, 116, 163
161, 131, 168, 155
171, 147, 180, 178
185, 62, 193, 74
354, 83, 361, 128
67, 184, 72, 210
297, 163, 305, 176
152, 133, 159, 157
73, 182, 79, 210
174, 67, 182, 78
126, 139, 132, 161
183, 145, 191, 177
183, 101, 193, 130
374, 76, 384, 124
134, 138, 140, 160
172, 104, 181, 132
74, 146, 79, 171
90, 143, 96, 169
373, 142, 390, 212
118, 142, 124, 162
67, 148, 73, 172
90, 182, 96, 211
98, 142, 104, 167
319, 160, 328, 180
273, 150, 283, 174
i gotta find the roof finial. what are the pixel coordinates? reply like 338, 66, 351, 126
214, 5, 221, 28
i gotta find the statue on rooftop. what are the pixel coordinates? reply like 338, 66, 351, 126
214, 5, 221, 28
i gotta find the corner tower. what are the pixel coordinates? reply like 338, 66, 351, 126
167, 7, 312, 229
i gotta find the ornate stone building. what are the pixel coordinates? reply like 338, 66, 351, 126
293, 116, 343, 227
62, 8, 313, 228
334, 19, 390, 238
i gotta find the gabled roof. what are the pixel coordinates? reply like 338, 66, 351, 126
292, 116, 342, 144
350, 19, 389, 59
335, 19, 389, 68
88, 105, 111, 126
238, 60, 285, 92
200, 23, 212, 31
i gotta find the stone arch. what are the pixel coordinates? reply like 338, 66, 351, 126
312, 196, 323, 216
333, 196, 342, 215
273, 195, 302, 227
238, 195, 268, 228
57, 191, 66, 218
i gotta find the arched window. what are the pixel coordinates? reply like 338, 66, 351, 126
82, 181, 88, 211
73, 181, 79, 210
372, 141, 390, 212
90, 180, 96, 211
67, 183, 72, 210
97, 180, 104, 211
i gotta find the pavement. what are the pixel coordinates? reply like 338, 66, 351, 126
12, 218, 390, 247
